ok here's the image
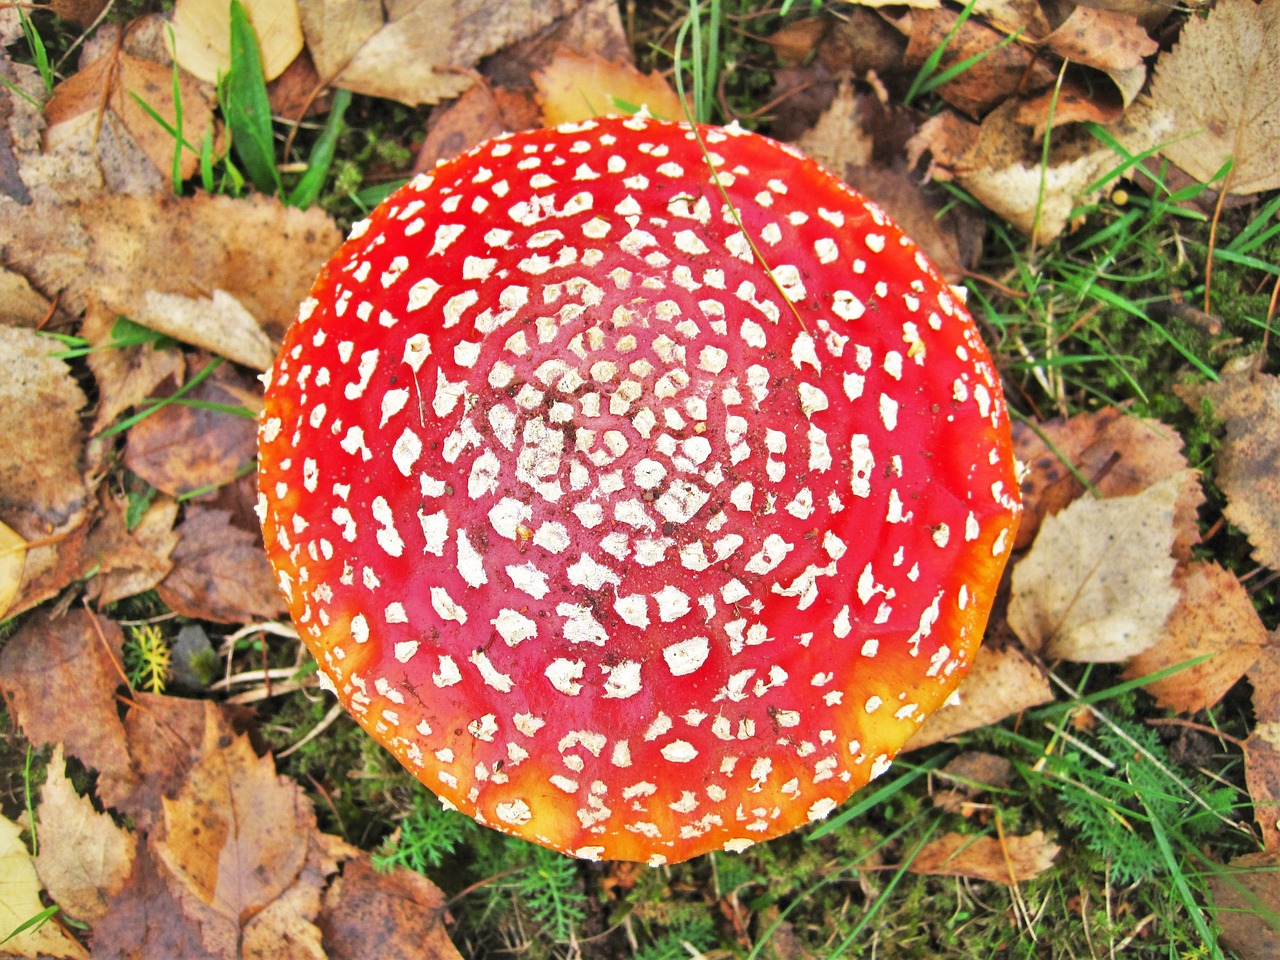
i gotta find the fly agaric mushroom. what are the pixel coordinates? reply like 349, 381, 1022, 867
258, 115, 1021, 864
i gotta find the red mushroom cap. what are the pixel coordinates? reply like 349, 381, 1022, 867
258, 116, 1021, 864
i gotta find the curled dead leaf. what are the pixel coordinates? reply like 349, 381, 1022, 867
909, 830, 1060, 883
908, 645, 1053, 750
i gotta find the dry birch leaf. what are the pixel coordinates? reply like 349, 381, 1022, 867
1180, 354, 1280, 571
333, 0, 581, 107
171, 0, 304, 83
154, 723, 313, 955
1145, 0, 1280, 193
0, 610, 131, 779
1124, 562, 1265, 713
0, 814, 89, 959
908, 645, 1053, 749
1008, 473, 1183, 662
35, 745, 137, 924
534, 48, 684, 125
1044, 7, 1157, 72
909, 830, 1060, 883
0, 518, 27, 620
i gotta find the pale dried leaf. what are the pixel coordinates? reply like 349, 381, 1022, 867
1180, 354, 1280, 570
171, 0, 304, 83
1009, 473, 1184, 661
319, 855, 463, 960
1146, 0, 1280, 193
797, 82, 874, 175
0, 325, 89, 540
908, 645, 1053, 749
335, 0, 580, 107
915, 95, 1173, 247
296, 0, 386, 82
0, 268, 52, 326
84, 493, 180, 608
1124, 562, 1265, 713
1011, 408, 1202, 557
135, 289, 277, 371
973, 0, 1052, 38
534, 48, 684, 125
0, 814, 89, 959
0, 518, 26, 620
44, 47, 217, 182
35, 745, 136, 924
0, 193, 340, 343
909, 830, 1060, 883
1044, 7, 1157, 71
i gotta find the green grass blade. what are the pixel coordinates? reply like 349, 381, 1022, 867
221, 0, 280, 194
287, 88, 352, 209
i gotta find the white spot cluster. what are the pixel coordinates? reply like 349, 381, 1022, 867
258, 115, 1021, 864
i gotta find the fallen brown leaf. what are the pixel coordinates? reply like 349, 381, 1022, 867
1008, 473, 1184, 662
796, 82, 874, 178
241, 832, 357, 960
0, 192, 340, 345
931, 752, 1014, 814
904, 8, 1054, 117
1180, 354, 1280, 571
84, 492, 180, 608
1209, 850, 1280, 960
0, 324, 90, 540
35, 745, 136, 924
134, 289, 279, 371
0, 813, 90, 959
909, 830, 1060, 883
154, 721, 313, 956
908, 644, 1053, 749
1146, 0, 1280, 193
157, 508, 286, 623
1043, 7, 1157, 72
1011, 407, 1202, 557
0, 266, 52, 325
45, 39, 217, 182
1245, 654, 1280, 849
123, 360, 258, 499
911, 97, 1172, 243
97, 697, 255, 832
326, 0, 579, 107
1125, 562, 1266, 713
414, 82, 514, 173
82, 306, 186, 434
90, 843, 216, 960
0, 609, 131, 779
534, 48, 684, 125
319, 855, 464, 960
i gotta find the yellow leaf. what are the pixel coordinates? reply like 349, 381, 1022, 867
0, 814, 89, 959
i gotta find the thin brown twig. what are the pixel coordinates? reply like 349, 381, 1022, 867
1203, 167, 1235, 314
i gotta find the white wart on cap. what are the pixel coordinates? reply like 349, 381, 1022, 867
258, 115, 1022, 864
